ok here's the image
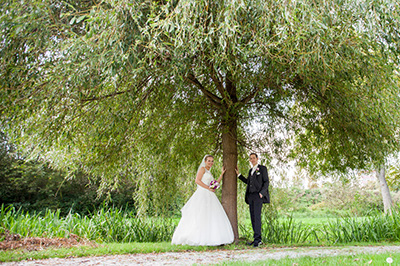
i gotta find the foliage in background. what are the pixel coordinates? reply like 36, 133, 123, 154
1, 132, 132, 215
0, 159, 136, 216
271, 183, 387, 217
320, 181, 385, 216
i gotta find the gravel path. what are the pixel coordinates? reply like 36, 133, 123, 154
3, 245, 400, 265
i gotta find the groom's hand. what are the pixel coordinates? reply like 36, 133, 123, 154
235, 166, 239, 175
259, 193, 263, 198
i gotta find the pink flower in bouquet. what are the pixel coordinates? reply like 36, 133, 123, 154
209, 180, 220, 189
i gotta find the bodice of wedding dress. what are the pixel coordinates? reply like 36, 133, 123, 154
200, 170, 213, 187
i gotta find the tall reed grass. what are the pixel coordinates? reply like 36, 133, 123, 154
322, 210, 400, 243
239, 208, 400, 244
2, 204, 400, 245
0, 205, 176, 243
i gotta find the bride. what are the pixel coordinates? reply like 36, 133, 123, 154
171, 155, 234, 246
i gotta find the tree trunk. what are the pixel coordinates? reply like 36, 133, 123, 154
221, 117, 239, 241
376, 165, 393, 215
220, 73, 240, 241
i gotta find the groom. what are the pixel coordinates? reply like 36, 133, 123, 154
236, 153, 270, 247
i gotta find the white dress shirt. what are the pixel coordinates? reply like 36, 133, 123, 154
251, 164, 258, 175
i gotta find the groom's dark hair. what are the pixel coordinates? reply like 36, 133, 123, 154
249, 153, 258, 158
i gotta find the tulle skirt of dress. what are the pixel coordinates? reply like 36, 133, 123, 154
171, 187, 234, 246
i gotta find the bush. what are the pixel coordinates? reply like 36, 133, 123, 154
321, 182, 383, 216
0, 158, 137, 216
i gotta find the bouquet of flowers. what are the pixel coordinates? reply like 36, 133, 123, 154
209, 180, 220, 189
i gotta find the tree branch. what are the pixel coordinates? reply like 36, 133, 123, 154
225, 72, 238, 103
185, 73, 222, 108
81, 76, 152, 102
240, 86, 260, 105
205, 60, 225, 97
0, 82, 48, 113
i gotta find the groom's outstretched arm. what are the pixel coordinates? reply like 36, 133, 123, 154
238, 174, 247, 184
236, 166, 248, 184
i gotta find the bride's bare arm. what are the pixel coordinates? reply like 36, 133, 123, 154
195, 167, 215, 191
217, 167, 226, 183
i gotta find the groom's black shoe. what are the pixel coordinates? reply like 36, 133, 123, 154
253, 241, 262, 247
246, 241, 254, 246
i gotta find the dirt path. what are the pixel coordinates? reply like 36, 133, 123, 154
3, 245, 400, 265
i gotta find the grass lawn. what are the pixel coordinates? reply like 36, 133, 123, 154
0, 241, 238, 262
1, 241, 400, 263
279, 210, 369, 224
219, 251, 400, 265
288, 216, 368, 225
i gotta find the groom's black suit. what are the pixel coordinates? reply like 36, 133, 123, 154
238, 164, 270, 245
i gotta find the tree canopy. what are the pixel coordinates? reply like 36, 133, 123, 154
1, 0, 400, 239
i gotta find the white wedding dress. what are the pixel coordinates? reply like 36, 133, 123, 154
171, 168, 234, 246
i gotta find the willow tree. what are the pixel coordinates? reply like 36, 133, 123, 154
1, 0, 400, 240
